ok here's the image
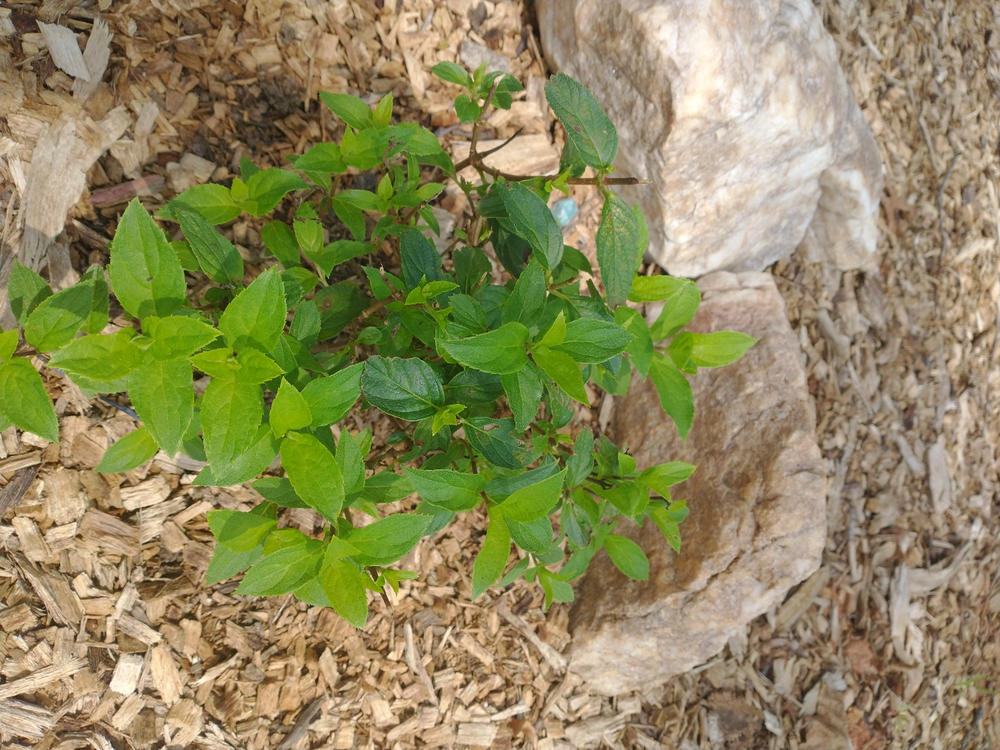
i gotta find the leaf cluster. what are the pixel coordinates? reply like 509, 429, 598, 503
0, 64, 755, 624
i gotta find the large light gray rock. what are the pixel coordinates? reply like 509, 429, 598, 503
536, 0, 882, 277
568, 271, 827, 694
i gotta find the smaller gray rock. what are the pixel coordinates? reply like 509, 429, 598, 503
568, 271, 827, 695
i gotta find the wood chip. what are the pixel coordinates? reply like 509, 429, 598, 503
108, 653, 144, 695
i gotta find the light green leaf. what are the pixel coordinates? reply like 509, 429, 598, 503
639, 462, 696, 497
405, 467, 484, 512
207, 509, 276, 552
636, 278, 700, 340
236, 348, 286, 384
128, 357, 193, 454
0, 358, 59, 442
317, 556, 368, 627
281, 431, 345, 521
301, 362, 364, 426
270, 378, 312, 437
565, 429, 595, 488
260, 220, 301, 268
319, 91, 373, 130
347, 513, 431, 566
24, 280, 97, 352
595, 193, 639, 305
648, 352, 694, 440
688, 331, 756, 368
144, 315, 220, 359
79, 266, 109, 334
439, 322, 530, 375
361, 356, 444, 420
554, 318, 632, 363
8, 261, 52, 326
603, 534, 649, 580
615, 306, 654, 377
95, 426, 158, 473
206, 542, 264, 585
235, 540, 322, 595
496, 468, 566, 522
471, 506, 510, 599
500, 363, 544, 433
545, 73, 618, 169
335, 429, 367, 495
195, 423, 279, 487
506, 516, 553, 555
200, 377, 263, 468
162, 183, 241, 225
310, 240, 372, 277
431, 61, 473, 88
532, 345, 589, 405
0, 330, 17, 363
109, 199, 186, 319
218, 267, 287, 352
243, 168, 309, 216
48, 330, 140, 383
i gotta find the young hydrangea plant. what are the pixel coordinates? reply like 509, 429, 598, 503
0, 64, 754, 626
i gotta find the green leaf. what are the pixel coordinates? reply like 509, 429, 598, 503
603, 534, 649, 580
405, 467, 484, 512
195, 423, 279, 487
252, 476, 308, 508
500, 363, 544, 433
639, 462, 696, 497
269, 378, 312, 437
538, 311, 567, 347
236, 348, 286, 384
400, 228, 444, 290
688, 331, 756, 368
243, 169, 309, 216
545, 73, 618, 169
301, 362, 363, 426
364, 471, 414, 504
496, 182, 563, 269
144, 315, 220, 359
207, 509, 277, 552
454, 94, 481, 123
311, 240, 372, 277
471, 506, 510, 599
335, 429, 368, 495
281, 431, 345, 521
554, 318, 632, 363
319, 91, 373, 130
218, 267, 287, 352
200, 377, 263, 467
24, 281, 97, 352
566, 429, 595, 488
615, 306, 654, 377
261, 220, 301, 268
79, 266, 109, 333
95, 427, 157, 472
496, 468, 565, 522
0, 329, 17, 362
292, 143, 346, 176
175, 206, 244, 283
290, 299, 321, 348
463, 417, 525, 470
439, 322, 529, 375
501, 259, 546, 325
48, 330, 140, 382
317, 556, 369, 627
602, 480, 645, 517
206, 542, 264, 585
162, 183, 241, 225
532, 345, 588, 405
0, 358, 59, 442
507, 516, 553, 555
648, 352, 694, 440
361, 356, 445, 421
128, 357, 193, 454
636, 278, 700, 340
595, 193, 639, 305
8, 261, 52, 325
347, 514, 431, 566
431, 61, 473, 88
236, 540, 322, 595
109, 199, 186, 319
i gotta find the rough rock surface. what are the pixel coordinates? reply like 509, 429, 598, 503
569, 272, 828, 694
536, 0, 883, 277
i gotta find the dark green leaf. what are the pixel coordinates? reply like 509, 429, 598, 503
439, 322, 529, 375
261, 220, 301, 268
176, 206, 244, 284
545, 73, 618, 169
0, 358, 59, 442
218, 267, 287, 352
243, 169, 309, 216
281, 431, 345, 522
128, 357, 193, 454
109, 199, 186, 319
235, 540, 322, 595
688, 331, 756, 368
311, 240, 372, 276
301, 362, 363, 426
497, 182, 563, 269
364, 471, 414, 504
361, 356, 444, 421
207, 509, 276, 552
471, 506, 510, 599
602, 480, 645, 517
565, 429, 595, 488
206, 542, 264, 585
8, 261, 52, 326
507, 516, 553, 555
319, 91, 373, 130
496, 468, 565, 522
332, 194, 366, 241
463, 417, 526, 469
501, 259, 546, 325
454, 246, 491, 293
405, 467, 484, 512
269, 378, 312, 437
554, 318, 632, 363
500, 363, 544, 432
595, 193, 639, 305
347, 514, 431, 566
400, 228, 443, 290
252, 476, 309, 508
603, 534, 649, 580
648, 352, 694, 440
